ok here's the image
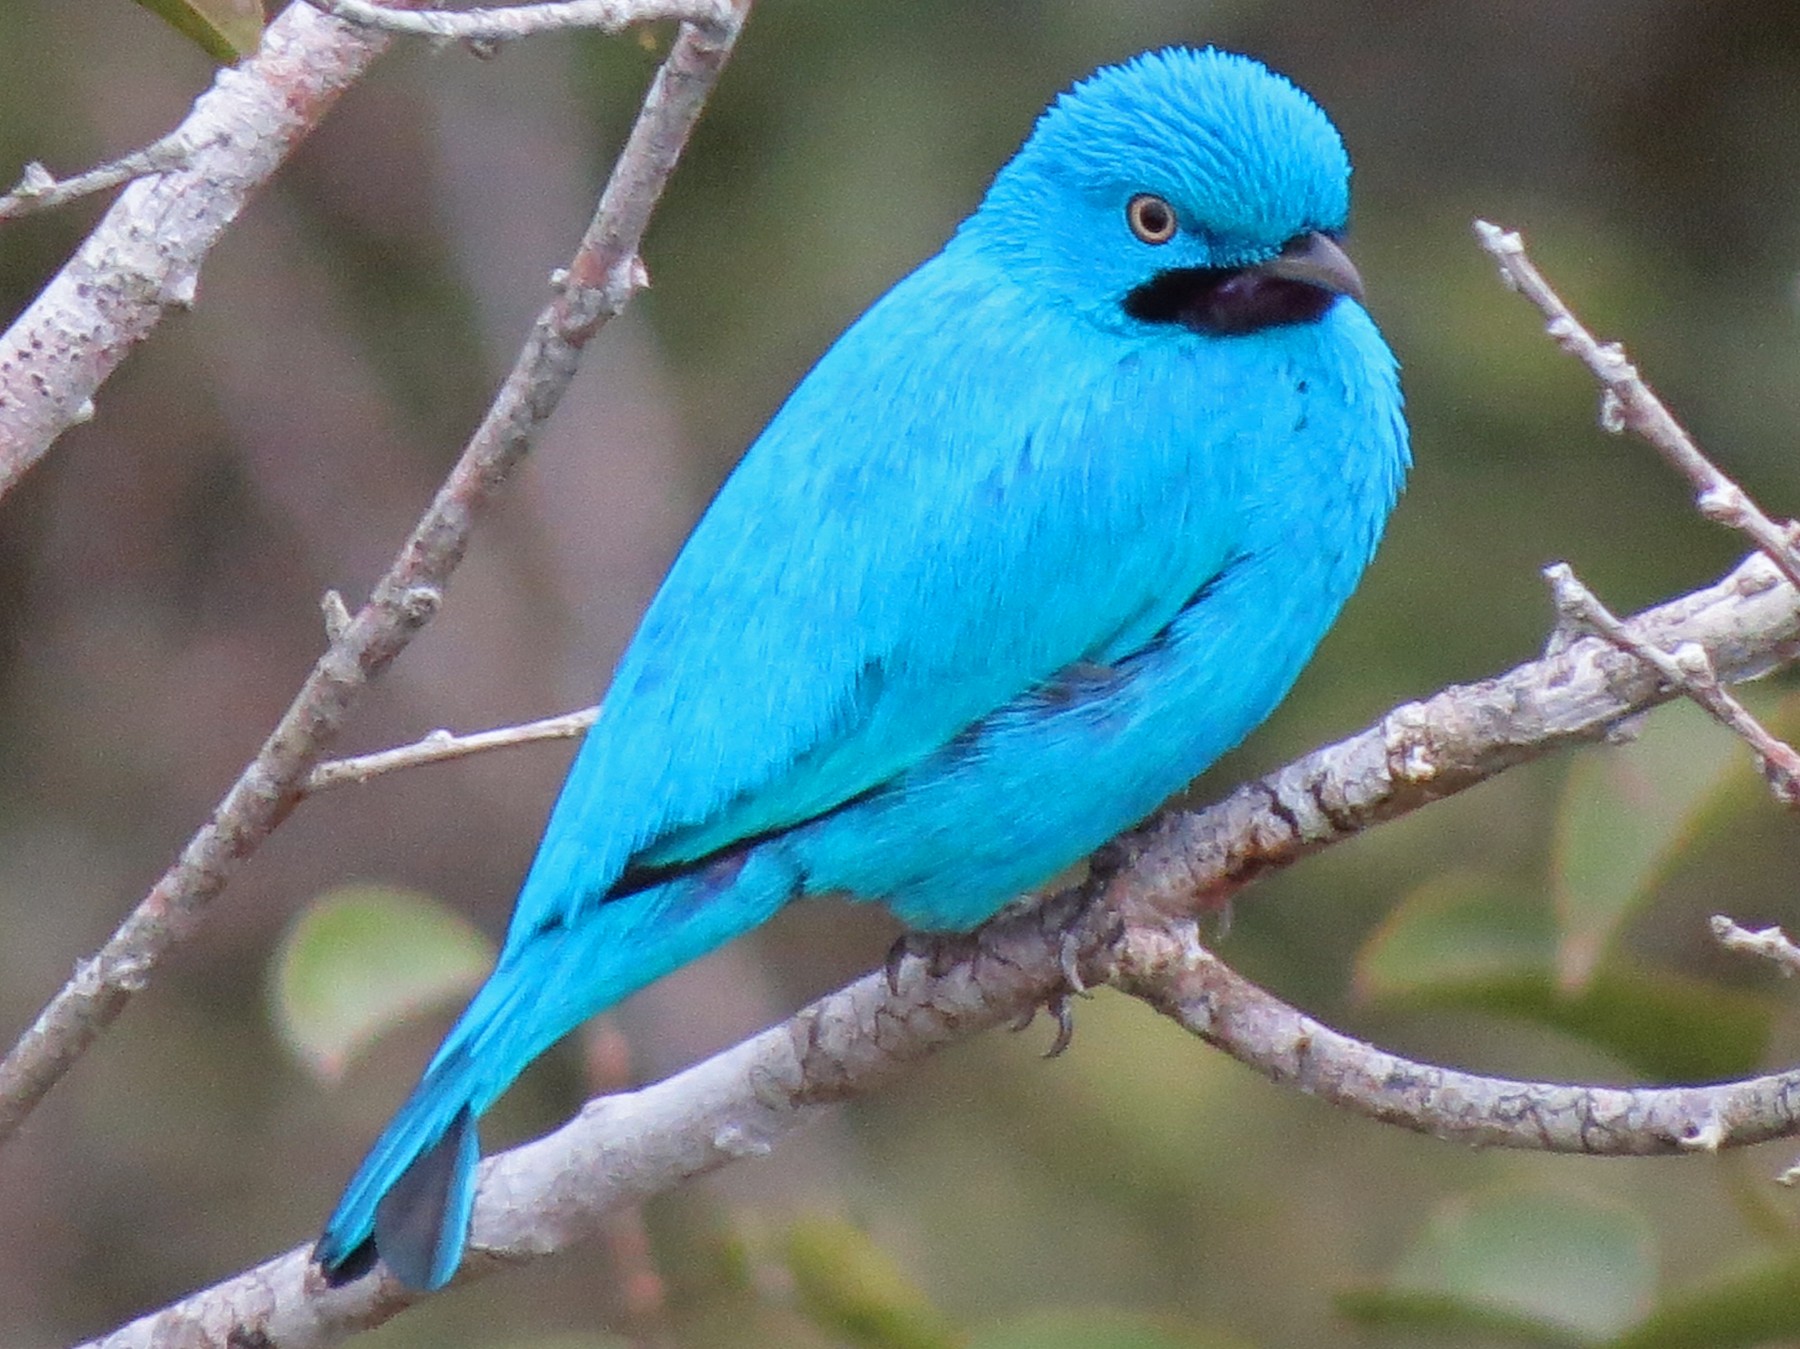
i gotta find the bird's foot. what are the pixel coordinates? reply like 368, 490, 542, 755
885, 888, 1106, 1056
884, 927, 991, 996
1011, 927, 1092, 1057
1023, 989, 1078, 1058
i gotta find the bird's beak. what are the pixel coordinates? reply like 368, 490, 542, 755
1254, 231, 1364, 303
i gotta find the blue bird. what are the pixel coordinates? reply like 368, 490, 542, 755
315, 46, 1408, 1291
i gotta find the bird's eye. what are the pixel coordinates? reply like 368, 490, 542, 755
1126, 193, 1178, 245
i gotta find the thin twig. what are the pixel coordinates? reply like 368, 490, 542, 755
1097, 551, 1800, 930
0, 3, 413, 493
1475, 219, 1800, 594
0, 130, 196, 222
0, 8, 748, 1150
1712, 915, 1800, 977
305, 707, 596, 790
299, 567, 1798, 818
1545, 562, 1800, 805
307, 0, 734, 41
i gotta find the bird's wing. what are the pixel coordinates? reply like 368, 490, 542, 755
504, 258, 1243, 947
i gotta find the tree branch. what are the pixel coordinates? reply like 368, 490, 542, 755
1112, 919, 1800, 1156
304, 707, 597, 791
0, 5, 747, 1151
1546, 562, 1800, 805
1712, 916, 1800, 979
0, 130, 197, 222
307, 0, 735, 42
73, 537, 1800, 1346
0, 1, 412, 493
1474, 219, 1800, 592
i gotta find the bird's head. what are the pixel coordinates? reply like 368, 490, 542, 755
966, 47, 1363, 338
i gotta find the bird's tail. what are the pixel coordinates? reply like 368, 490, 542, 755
313, 848, 796, 1290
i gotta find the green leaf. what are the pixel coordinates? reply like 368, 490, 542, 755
1355, 872, 1553, 1002
1335, 1287, 1595, 1346
269, 883, 493, 1083
1506, 966, 1773, 1082
971, 1309, 1250, 1349
1609, 1247, 1800, 1348
1358, 867, 1777, 1081
782, 1215, 960, 1349
1379, 1186, 1656, 1341
1367, 963, 1772, 1084
1551, 700, 1743, 991
132, 0, 264, 62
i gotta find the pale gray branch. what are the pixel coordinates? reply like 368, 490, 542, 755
1475, 219, 1800, 592
307, 0, 734, 42
0, 2, 402, 494
0, 130, 195, 222
0, 9, 747, 1151
1111, 918, 1800, 1156
1545, 561, 1800, 805
305, 708, 597, 790
75, 542, 1800, 1347
1712, 916, 1800, 978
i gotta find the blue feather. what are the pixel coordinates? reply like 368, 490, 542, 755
315, 44, 1409, 1289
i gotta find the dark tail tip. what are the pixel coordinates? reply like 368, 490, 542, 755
372, 1104, 482, 1291
317, 1236, 379, 1286
313, 1104, 481, 1291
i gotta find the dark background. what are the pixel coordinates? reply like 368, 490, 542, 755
3, 2, 1800, 1345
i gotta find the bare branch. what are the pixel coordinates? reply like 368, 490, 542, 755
0, 130, 195, 222
1110, 919, 1800, 1156
81, 863, 1800, 1346
1545, 562, 1800, 805
307, 0, 735, 42
67, 533, 1800, 1343
0, 9, 747, 1150
1474, 219, 1800, 593
1097, 551, 1798, 929
305, 708, 597, 790
1713, 915, 1800, 978
0, 3, 406, 495
0, 0, 727, 493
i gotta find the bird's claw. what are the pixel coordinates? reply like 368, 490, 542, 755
1041, 991, 1077, 1058
1057, 929, 1090, 996
884, 927, 985, 995
883, 932, 914, 996
1006, 927, 1092, 1054
889, 909, 1091, 1055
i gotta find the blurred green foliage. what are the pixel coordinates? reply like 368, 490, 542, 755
1549, 698, 1751, 990
131, 0, 263, 62
6, 2, 1800, 1347
270, 882, 493, 1083
1346, 1184, 1657, 1342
